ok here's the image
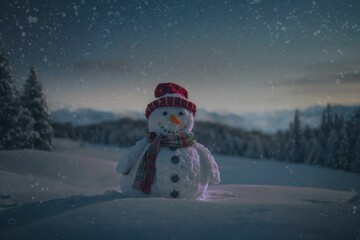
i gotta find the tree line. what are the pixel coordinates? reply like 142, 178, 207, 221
53, 104, 360, 174
0, 41, 53, 150
273, 105, 360, 173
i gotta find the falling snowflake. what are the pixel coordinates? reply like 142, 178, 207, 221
27, 16, 38, 24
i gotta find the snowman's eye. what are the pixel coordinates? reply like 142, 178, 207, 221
162, 111, 168, 116
179, 112, 184, 116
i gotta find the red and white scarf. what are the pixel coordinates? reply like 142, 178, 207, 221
132, 132, 195, 194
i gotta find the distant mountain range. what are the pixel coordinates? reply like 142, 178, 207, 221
52, 105, 360, 133
52, 108, 120, 126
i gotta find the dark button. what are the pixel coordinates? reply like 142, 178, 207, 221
170, 190, 179, 198
148, 132, 157, 141
169, 146, 177, 150
171, 174, 179, 183
171, 156, 180, 164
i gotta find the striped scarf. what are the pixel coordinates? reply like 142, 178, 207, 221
133, 132, 195, 194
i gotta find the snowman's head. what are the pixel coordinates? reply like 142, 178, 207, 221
145, 82, 196, 135
148, 107, 194, 134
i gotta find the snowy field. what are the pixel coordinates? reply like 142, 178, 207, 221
0, 138, 359, 240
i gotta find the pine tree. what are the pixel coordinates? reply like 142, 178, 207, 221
11, 101, 36, 149
272, 130, 286, 160
21, 66, 53, 150
321, 104, 333, 135
305, 134, 322, 165
0, 41, 19, 150
337, 125, 350, 171
318, 104, 333, 165
286, 110, 304, 163
347, 110, 360, 161
326, 129, 339, 168
352, 137, 360, 173
245, 135, 264, 159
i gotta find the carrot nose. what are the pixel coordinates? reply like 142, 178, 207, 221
170, 115, 181, 125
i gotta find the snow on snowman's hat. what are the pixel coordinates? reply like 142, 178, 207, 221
145, 82, 197, 119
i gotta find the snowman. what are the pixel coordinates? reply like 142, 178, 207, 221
116, 82, 220, 199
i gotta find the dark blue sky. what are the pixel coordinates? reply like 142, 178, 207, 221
1, 0, 359, 113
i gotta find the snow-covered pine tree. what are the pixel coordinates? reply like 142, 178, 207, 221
0, 41, 19, 150
21, 66, 53, 150
10, 101, 36, 149
318, 104, 333, 165
286, 110, 304, 163
271, 130, 286, 161
352, 137, 360, 173
337, 125, 350, 171
326, 129, 339, 168
321, 104, 333, 135
347, 110, 360, 172
245, 135, 264, 159
305, 134, 322, 165
303, 127, 316, 164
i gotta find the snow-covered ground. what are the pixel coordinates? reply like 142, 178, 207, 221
0, 139, 359, 240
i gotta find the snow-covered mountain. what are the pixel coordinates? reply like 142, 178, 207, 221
52, 108, 146, 126
198, 105, 359, 133
52, 108, 119, 126
52, 105, 359, 133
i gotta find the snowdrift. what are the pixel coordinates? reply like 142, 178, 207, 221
0, 140, 359, 240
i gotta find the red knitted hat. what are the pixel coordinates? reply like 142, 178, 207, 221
145, 82, 196, 119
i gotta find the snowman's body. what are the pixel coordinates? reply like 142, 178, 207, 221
116, 86, 220, 199
118, 141, 213, 199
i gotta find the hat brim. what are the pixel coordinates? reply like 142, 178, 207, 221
145, 96, 196, 119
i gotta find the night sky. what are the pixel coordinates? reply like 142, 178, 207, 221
1, 0, 359, 114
